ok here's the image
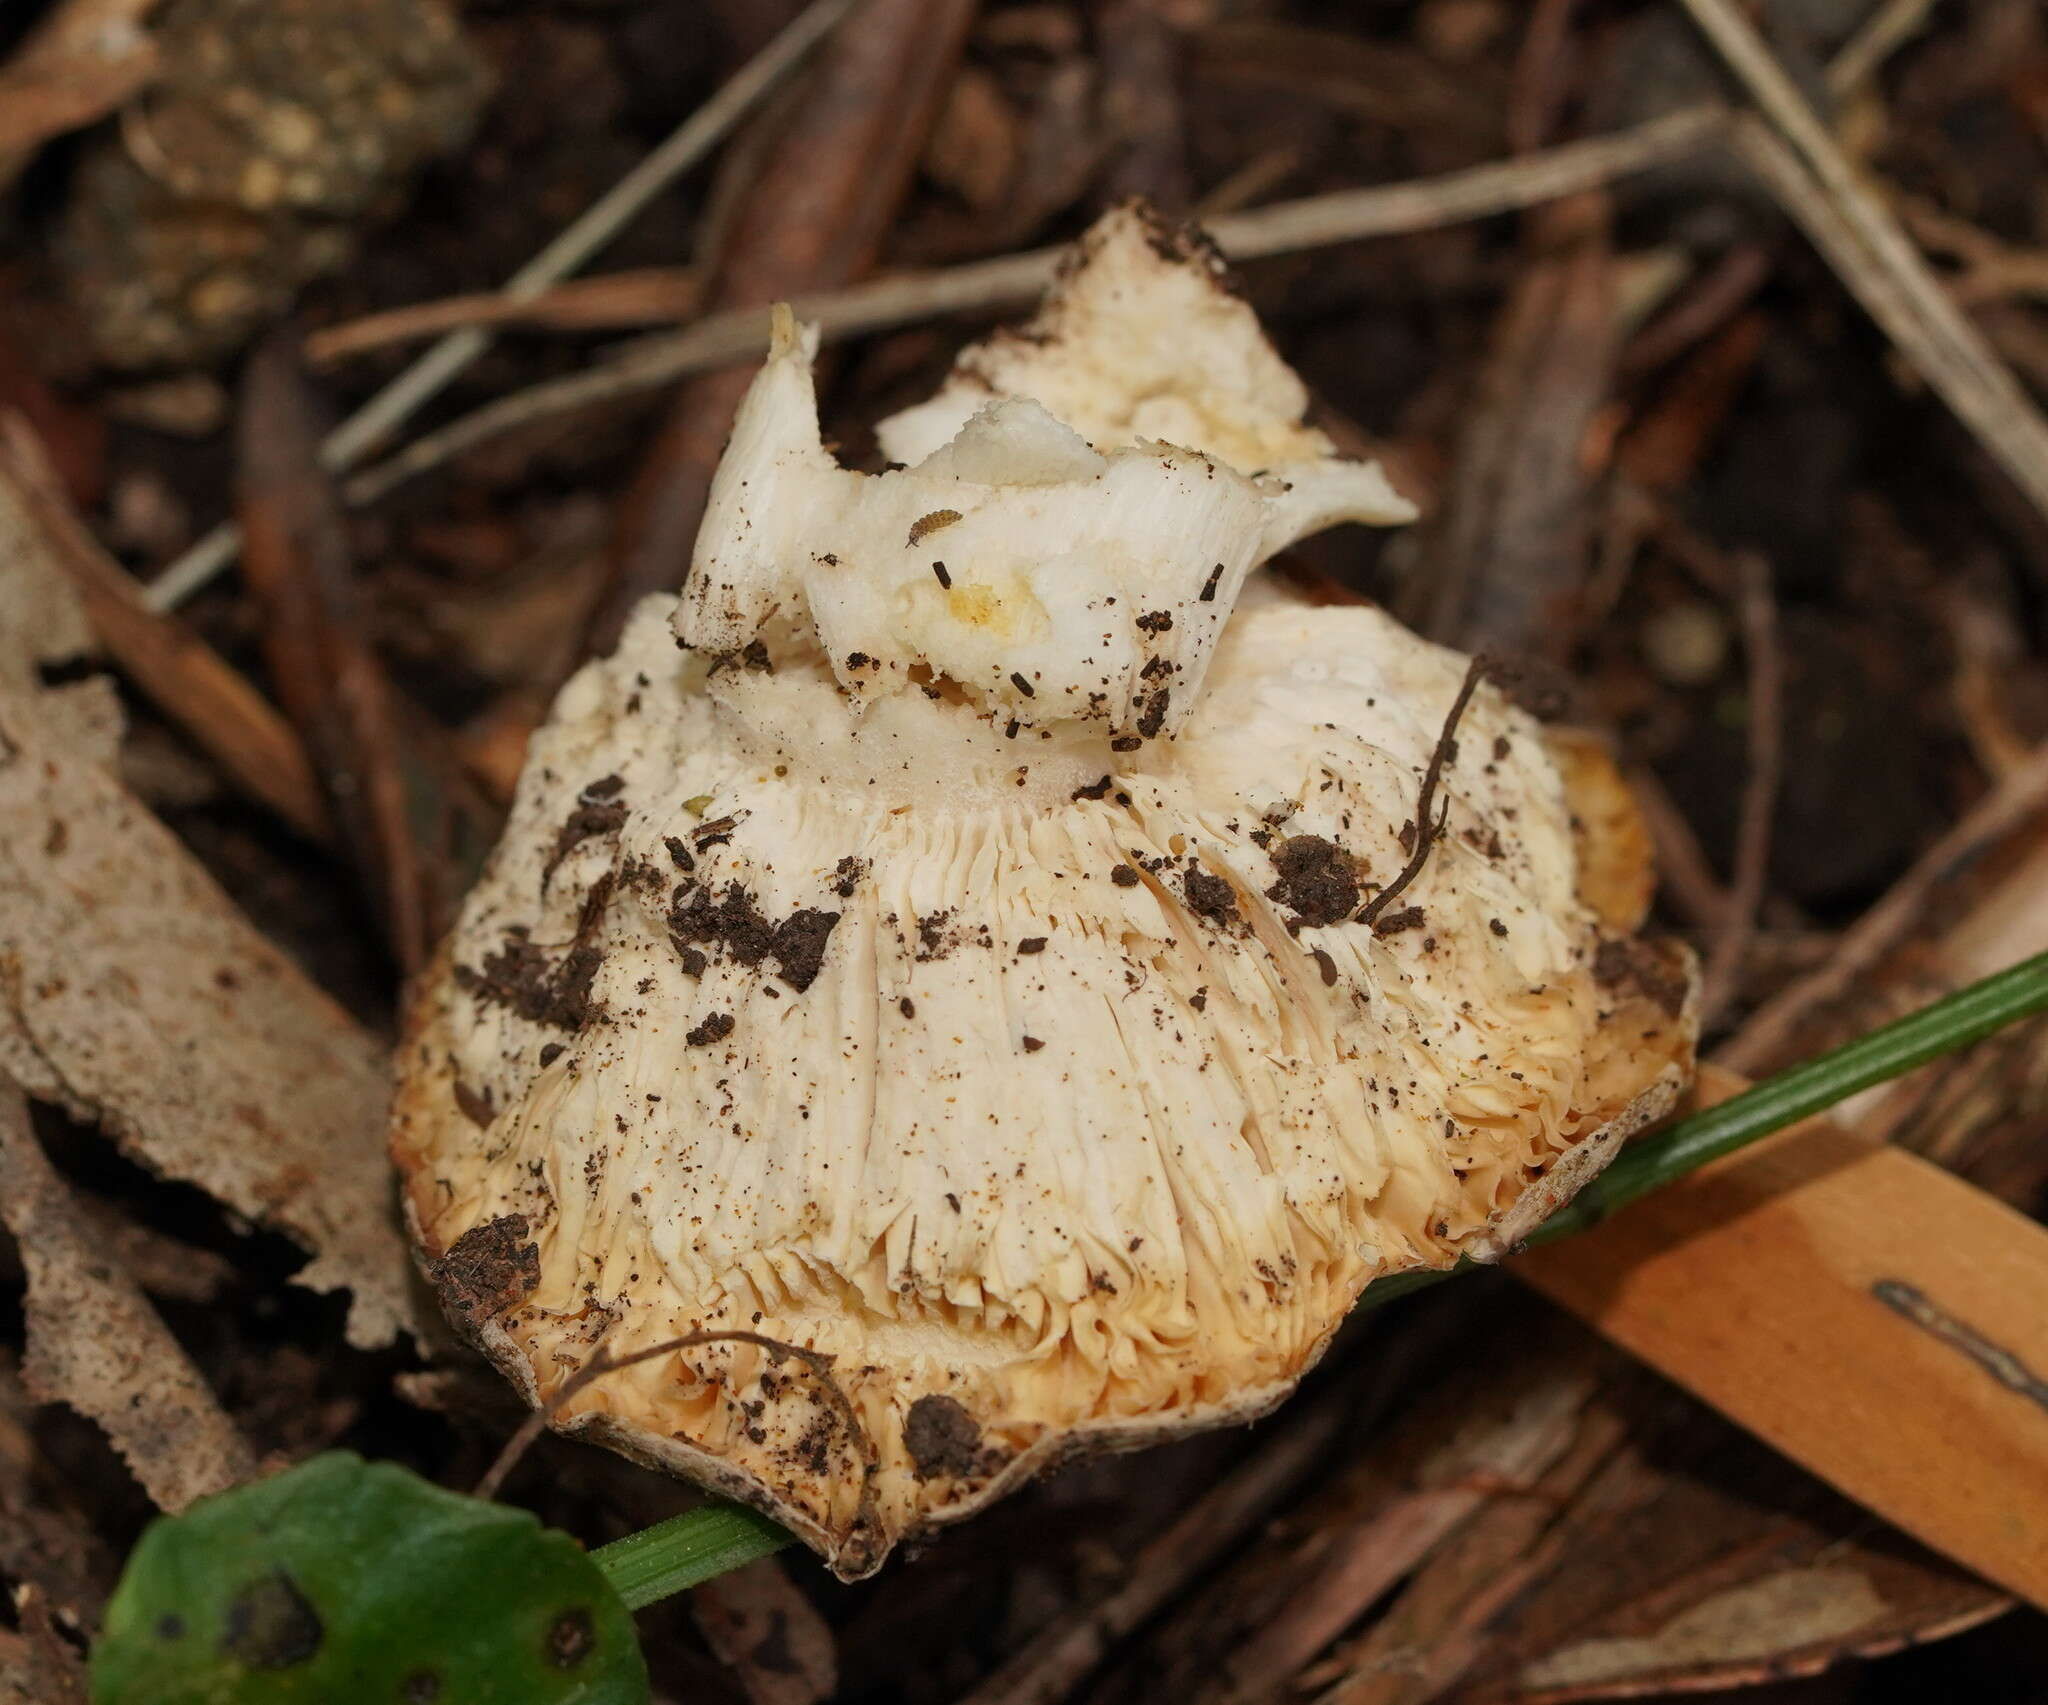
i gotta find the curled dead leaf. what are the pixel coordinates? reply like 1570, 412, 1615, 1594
0, 503, 416, 1348
0, 1082, 253, 1512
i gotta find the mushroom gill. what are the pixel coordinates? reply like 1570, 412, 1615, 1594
391, 203, 1697, 1580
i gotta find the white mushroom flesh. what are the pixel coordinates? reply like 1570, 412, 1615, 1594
393, 205, 1695, 1579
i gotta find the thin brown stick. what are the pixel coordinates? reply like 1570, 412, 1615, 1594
1626, 763, 1731, 932
1826, 0, 1941, 98
1718, 740, 2048, 1074
304, 269, 706, 366
1505, 0, 1579, 156
1676, 0, 2048, 529
145, 0, 854, 611
342, 108, 1729, 510
1700, 553, 1782, 1027
1357, 657, 1492, 932
236, 337, 432, 971
1619, 239, 1774, 381
475, 1329, 879, 1510
1895, 193, 2048, 308
1413, 188, 1618, 655
591, 0, 979, 654
0, 413, 333, 843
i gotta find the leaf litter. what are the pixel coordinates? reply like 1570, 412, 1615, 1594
0, 465, 417, 1351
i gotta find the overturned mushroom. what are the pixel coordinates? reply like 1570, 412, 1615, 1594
392, 204, 1697, 1580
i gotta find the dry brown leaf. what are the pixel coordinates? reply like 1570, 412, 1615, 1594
691, 1556, 839, 1705
0, 0, 161, 189
0, 493, 414, 1346
0, 1082, 253, 1511
0, 687, 418, 1346
0, 471, 121, 770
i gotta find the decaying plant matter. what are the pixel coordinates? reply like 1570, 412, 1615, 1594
393, 205, 1697, 1579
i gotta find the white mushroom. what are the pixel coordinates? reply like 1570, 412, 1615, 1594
392, 204, 1697, 1580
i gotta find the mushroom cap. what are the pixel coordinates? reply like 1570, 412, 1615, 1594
392, 208, 1696, 1580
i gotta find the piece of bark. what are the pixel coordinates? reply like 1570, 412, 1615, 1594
0, 1083, 255, 1512
1095, 0, 1191, 212
0, 680, 416, 1348
1407, 193, 1620, 660
1099, 1249, 2013, 1705
304, 268, 706, 365
1198, 1360, 1593, 1705
237, 336, 432, 971
589, 0, 978, 654
691, 1557, 839, 1705
0, 413, 333, 844
1309, 1329, 2003, 1704
957, 1378, 1353, 1705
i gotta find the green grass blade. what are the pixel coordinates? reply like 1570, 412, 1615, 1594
589, 953, 2048, 1604
1541, 947, 2048, 1243
590, 1504, 791, 1610
1367, 949, 2048, 1308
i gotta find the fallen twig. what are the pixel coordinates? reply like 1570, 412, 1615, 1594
304, 268, 705, 365
342, 107, 1728, 518
237, 335, 432, 971
1357, 656, 1492, 931
145, 0, 855, 611
1895, 193, 2048, 308
1676, 0, 2048, 530
1097, 0, 1192, 209
1718, 741, 2048, 1074
592, 0, 979, 652
0, 413, 333, 843
1700, 551, 1783, 1027
1626, 761, 1732, 931
1619, 239, 1773, 381
1826, 0, 1942, 98
1411, 190, 1618, 656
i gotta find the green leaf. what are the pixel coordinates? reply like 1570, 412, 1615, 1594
91, 1452, 649, 1705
